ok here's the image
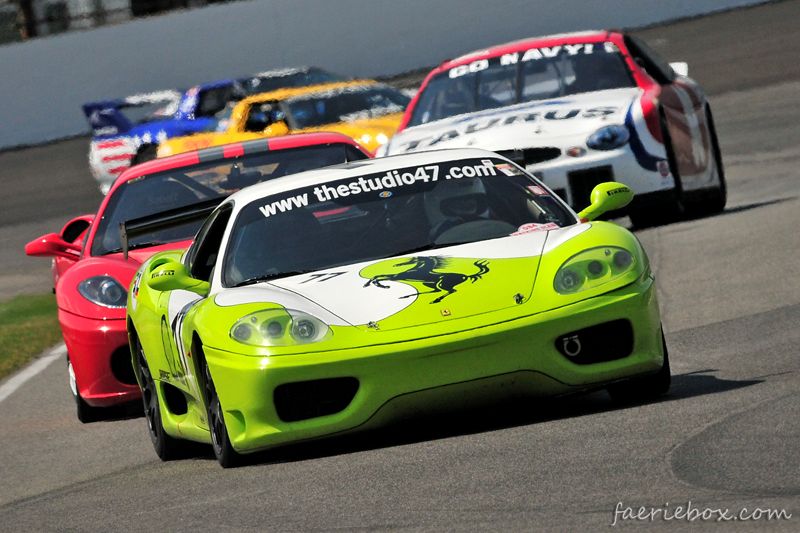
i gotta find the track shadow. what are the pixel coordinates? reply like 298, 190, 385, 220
82, 400, 144, 424
665, 369, 762, 402
631, 196, 797, 232
685, 196, 796, 221
220, 369, 762, 469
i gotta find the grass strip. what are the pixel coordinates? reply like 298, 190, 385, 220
0, 293, 62, 380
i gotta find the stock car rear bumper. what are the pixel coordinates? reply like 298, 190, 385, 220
526, 145, 675, 209
58, 310, 140, 407
203, 276, 664, 454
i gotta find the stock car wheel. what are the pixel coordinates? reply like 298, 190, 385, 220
68, 358, 101, 423
133, 337, 182, 461
607, 330, 671, 403
196, 343, 241, 468
698, 105, 727, 215
628, 112, 686, 228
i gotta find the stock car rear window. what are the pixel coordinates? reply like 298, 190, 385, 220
241, 68, 343, 95
91, 144, 366, 256
409, 42, 635, 126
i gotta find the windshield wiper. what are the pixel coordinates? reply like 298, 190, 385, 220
233, 269, 315, 287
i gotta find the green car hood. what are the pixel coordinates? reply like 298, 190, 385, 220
213, 228, 570, 332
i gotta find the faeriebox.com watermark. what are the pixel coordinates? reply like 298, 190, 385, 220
611, 501, 792, 525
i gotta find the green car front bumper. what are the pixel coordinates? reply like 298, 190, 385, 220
204, 276, 663, 454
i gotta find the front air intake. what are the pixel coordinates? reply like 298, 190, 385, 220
110, 346, 137, 385
274, 377, 359, 422
555, 319, 633, 364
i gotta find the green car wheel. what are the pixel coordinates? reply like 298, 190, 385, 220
134, 336, 183, 461
198, 344, 242, 468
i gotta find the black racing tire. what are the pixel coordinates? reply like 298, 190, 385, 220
196, 343, 242, 468
68, 358, 102, 424
607, 330, 671, 404
133, 336, 183, 461
628, 112, 686, 229
699, 105, 727, 215
131, 144, 158, 165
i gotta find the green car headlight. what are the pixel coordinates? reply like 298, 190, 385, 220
554, 247, 637, 294
230, 308, 332, 347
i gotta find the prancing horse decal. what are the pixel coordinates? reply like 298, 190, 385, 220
363, 256, 490, 303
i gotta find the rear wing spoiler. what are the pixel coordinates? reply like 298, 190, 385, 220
82, 90, 182, 137
119, 198, 221, 260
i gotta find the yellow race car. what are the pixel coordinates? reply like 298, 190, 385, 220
157, 80, 410, 156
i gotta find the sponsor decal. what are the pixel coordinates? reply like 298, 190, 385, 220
527, 185, 549, 195
152, 269, 174, 278
362, 256, 490, 304
400, 106, 619, 152
258, 194, 310, 218
132, 271, 142, 298
497, 163, 524, 176
512, 222, 559, 235
449, 42, 620, 79
257, 161, 498, 218
605, 187, 629, 196
131, 270, 142, 311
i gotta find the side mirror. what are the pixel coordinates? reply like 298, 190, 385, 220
60, 214, 93, 244
669, 61, 689, 77
25, 232, 82, 260
147, 259, 209, 296
577, 182, 634, 221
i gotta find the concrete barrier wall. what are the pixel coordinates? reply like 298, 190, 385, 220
0, 0, 765, 149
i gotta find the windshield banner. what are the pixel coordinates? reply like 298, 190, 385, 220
257, 159, 500, 218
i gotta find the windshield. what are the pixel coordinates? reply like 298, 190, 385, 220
241, 68, 342, 95
91, 144, 366, 256
284, 85, 410, 129
223, 157, 575, 286
408, 42, 634, 127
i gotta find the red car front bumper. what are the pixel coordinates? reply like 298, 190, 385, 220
58, 309, 140, 407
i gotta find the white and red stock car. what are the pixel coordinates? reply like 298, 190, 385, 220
382, 31, 726, 227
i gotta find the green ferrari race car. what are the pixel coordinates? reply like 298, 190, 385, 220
127, 149, 669, 467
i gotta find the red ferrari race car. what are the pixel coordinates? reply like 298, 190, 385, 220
25, 133, 370, 422
382, 30, 725, 227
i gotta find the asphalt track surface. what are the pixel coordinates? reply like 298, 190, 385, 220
1, 1, 799, 530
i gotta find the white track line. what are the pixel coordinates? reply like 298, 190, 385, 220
0, 344, 65, 403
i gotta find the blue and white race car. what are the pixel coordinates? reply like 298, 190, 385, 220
84, 67, 341, 193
